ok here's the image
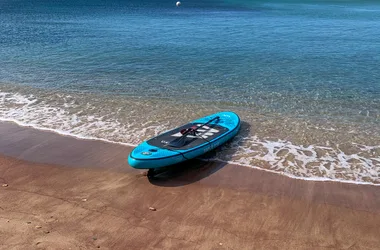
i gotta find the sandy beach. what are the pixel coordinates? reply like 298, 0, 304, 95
0, 121, 380, 250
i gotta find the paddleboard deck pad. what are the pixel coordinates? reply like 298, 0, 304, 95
128, 111, 240, 169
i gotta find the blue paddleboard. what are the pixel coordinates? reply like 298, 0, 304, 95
128, 111, 240, 169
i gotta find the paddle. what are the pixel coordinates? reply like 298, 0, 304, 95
167, 116, 220, 148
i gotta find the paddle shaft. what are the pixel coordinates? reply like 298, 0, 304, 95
167, 116, 220, 148
182, 116, 220, 136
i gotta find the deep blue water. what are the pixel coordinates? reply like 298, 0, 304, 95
1, 1, 380, 118
1, 1, 379, 113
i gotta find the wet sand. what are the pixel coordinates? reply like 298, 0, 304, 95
0, 121, 380, 250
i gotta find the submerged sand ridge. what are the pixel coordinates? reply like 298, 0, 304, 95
0, 121, 380, 249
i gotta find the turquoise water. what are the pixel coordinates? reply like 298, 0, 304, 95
1, 0, 379, 184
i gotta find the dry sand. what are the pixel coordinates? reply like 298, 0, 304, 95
0, 121, 379, 250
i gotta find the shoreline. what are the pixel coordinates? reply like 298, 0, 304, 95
1, 119, 379, 187
1, 120, 380, 249
1, 120, 380, 210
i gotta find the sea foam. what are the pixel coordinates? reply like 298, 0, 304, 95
1, 90, 379, 185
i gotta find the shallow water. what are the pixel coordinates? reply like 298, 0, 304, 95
1, 0, 379, 184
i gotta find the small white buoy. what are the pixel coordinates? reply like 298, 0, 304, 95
176, 1, 181, 7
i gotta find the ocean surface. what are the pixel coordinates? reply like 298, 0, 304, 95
1, 0, 379, 184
